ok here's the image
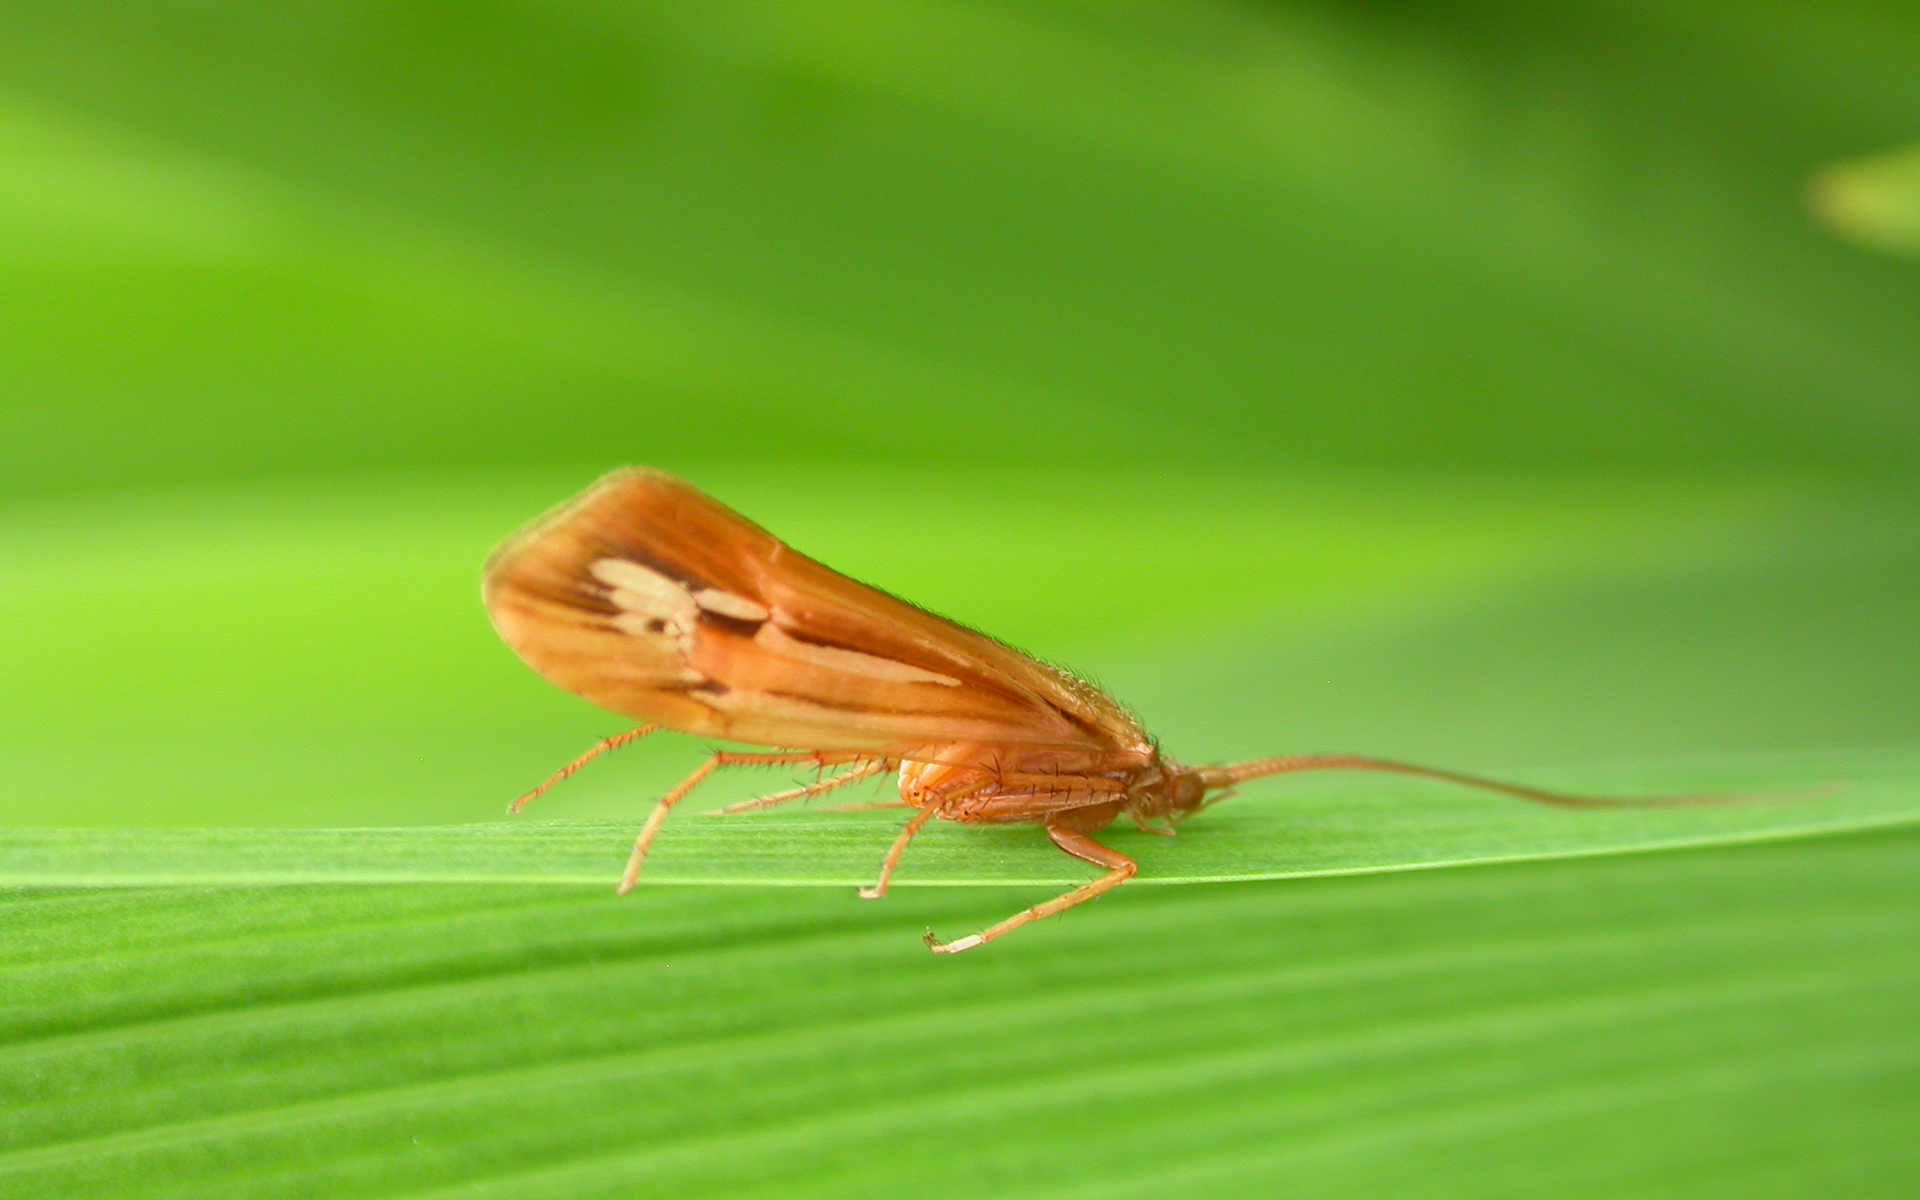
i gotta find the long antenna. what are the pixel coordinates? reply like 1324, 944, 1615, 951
1194, 754, 1803, 809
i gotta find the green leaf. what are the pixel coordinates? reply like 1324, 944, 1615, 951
4, 829, 1918, 1198
3, 0, 1919, 1196
1, 746, 1914, 888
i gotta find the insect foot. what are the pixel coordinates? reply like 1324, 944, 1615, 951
924, 928, 984, 955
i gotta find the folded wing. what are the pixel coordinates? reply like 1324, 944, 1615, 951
483, 469, 1149, 768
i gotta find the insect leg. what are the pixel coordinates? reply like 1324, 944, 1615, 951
706, 759, 892, 815
510, 725, 658, 814
858, 801, 941, 900
925, 827, 1137, 954
617, 750, 854, 893
1131, 813, 1178, 837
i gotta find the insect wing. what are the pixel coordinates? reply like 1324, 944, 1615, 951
483, 470, 1145, 762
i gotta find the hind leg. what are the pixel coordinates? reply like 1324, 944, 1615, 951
617, 750, 864, 893
924, 827, 1137, 954
510, 726, 658, 813
706, 759, 892, 815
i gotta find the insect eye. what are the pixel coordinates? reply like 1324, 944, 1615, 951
1170, 774, 1205, 809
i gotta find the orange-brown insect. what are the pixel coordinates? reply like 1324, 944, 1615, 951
485, 469, 1742, 953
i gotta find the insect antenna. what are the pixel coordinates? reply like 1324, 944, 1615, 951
1193, 754, 1824, 809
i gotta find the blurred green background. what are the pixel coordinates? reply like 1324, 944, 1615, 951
2, 2, 1918, 1197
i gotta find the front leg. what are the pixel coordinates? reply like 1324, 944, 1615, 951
1131, 813, 1177, 837
924, 827, 1137, 954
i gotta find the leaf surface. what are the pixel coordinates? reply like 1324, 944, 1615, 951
3, 830, 1917, 1198
3, 746, 1913, 887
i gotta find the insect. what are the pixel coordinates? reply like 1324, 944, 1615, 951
485, 469, 1746, 953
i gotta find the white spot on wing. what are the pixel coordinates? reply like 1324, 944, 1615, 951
592, 558, 698, 655
591, 558, 694, 611
692, 588, 769, 623
606, 590, 685, 624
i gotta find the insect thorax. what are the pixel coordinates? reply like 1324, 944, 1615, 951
895, 750, 1179, 827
